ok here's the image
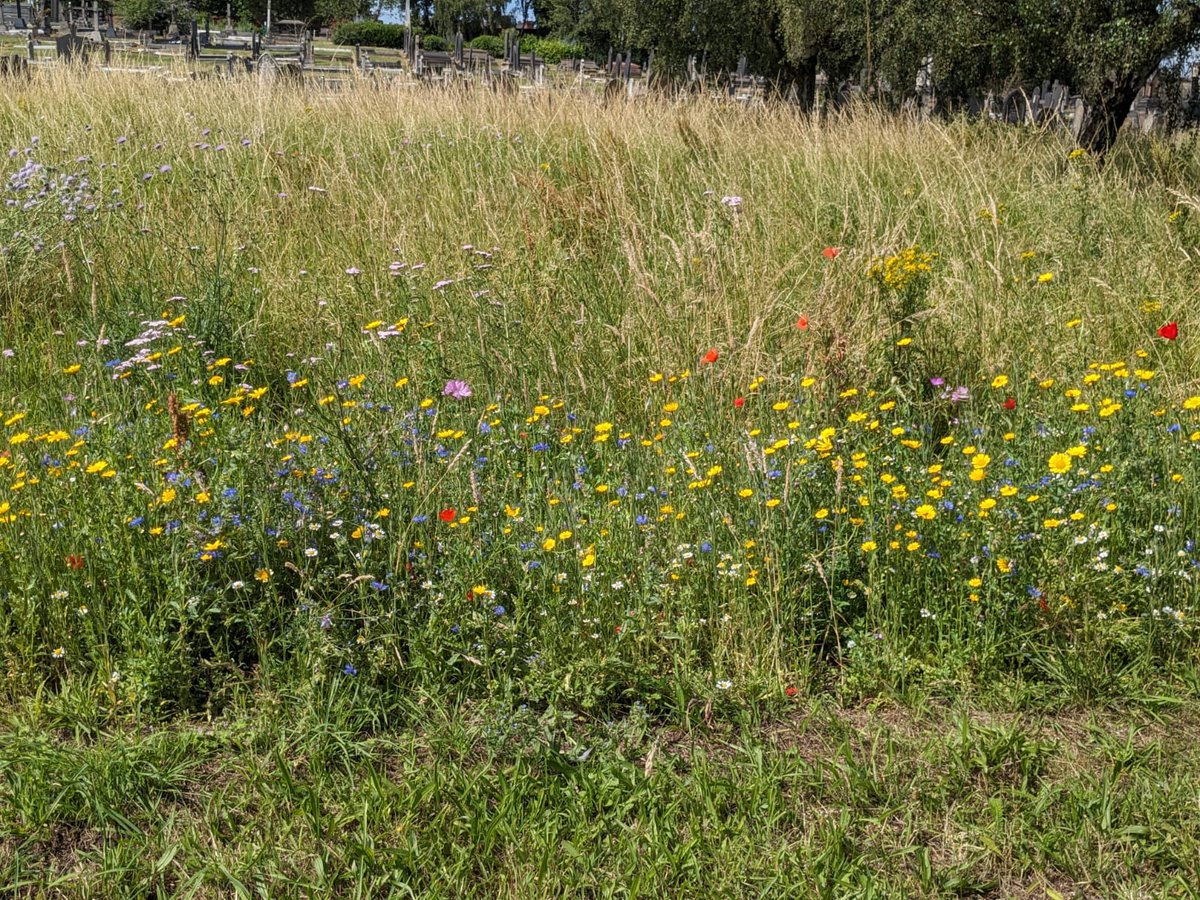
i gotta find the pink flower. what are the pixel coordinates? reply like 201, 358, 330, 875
443, 379, 472, 399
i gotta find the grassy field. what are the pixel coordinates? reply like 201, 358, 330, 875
2, 72, 1200, 896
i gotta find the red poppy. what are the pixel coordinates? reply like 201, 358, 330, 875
65, 554, 84, 570
796, 315, 809, 331
1003, 397, 1016, 411
733, 397, 745, 408
438, 508, 457, 522
701, 348, 719, 365
1158, 321, 1179, 340
822, 246, 840, 259
785, 685, 799, 698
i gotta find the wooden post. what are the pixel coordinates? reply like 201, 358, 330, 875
27, 37, 35, 62
354, 42, 361, 70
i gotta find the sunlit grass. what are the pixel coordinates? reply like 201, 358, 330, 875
1, 71, 1200, 895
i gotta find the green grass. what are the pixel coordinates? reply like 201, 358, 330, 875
3, 691, 1199, 896
1, 72, 1200, 895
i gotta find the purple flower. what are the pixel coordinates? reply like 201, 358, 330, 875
947, 386, 970, 404
345, 267, 361, 276
929, 377, 944, 388
443, 379, 472, 400
720, 195, 742, 208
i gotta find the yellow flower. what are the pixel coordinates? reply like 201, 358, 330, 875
1066, 445, 1087, 458
738, 489, 753, 499
1038, 272, 1054, 283
990, 375, 1008, 389
63, 364, 81, 374
542, 538, 556, 552
913, 504, 936, 520
86, 460, 109, 474
970, 453, 991, 469
1183, 396, 1200, 410
814, 508, 829, 519
860, 540, 877, 552
1048, 453, 1071, 474
765, 498, 781, 509
895, 337, 912, 347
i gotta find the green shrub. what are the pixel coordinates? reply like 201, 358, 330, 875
114, 0, 193, 31
421, 34, 448, 52
330, 21, 415, 49
520, 37, 584, 64
469, 34, 504, 57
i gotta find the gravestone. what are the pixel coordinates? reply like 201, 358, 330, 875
257, 51, 302, 84
0, 55, 30, 79
55, 32, 88, 61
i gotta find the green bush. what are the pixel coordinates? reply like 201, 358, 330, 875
330, 21, 416, 49
421, 34, 448, 52
114, 0, 193, 31
469, 34, 504, 57
520, 37, 585, 64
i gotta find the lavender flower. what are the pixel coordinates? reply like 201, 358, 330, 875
443, 379, 472, 400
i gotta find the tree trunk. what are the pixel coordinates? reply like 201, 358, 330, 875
1076, 65, 1156, 161
769, 56, 818, 111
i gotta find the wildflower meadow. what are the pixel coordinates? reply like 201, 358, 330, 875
2, 74, 1200, 896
